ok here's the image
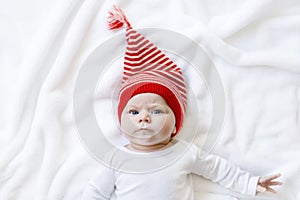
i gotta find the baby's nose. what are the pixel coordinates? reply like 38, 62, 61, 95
138, 111, 151, 123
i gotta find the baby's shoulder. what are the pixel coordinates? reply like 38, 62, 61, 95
174, 139, 213, 161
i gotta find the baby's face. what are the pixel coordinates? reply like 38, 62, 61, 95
120, 93, 176, 151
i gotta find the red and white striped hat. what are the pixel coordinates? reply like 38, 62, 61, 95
107, 5, 187, 136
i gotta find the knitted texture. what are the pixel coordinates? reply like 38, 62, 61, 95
107, 5, 187, 135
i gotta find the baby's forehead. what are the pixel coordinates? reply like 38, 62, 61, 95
127, 93, 168, 106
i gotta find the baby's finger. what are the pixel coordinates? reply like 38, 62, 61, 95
262, 173, 281, 182
266, 187, 276, 194
270, 181, 283, 186
270, 173, 281, 179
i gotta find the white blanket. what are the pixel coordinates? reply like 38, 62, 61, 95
1, 0, 299, 200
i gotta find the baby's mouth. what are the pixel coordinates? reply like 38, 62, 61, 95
134, 128, 154, 138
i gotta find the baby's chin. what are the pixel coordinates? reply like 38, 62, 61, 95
125, 134, 172, 147
124, 134, 156, 144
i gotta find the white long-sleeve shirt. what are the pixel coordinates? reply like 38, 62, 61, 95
82, 139, 259, 200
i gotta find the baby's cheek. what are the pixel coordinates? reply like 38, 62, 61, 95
120, 121, 128, 132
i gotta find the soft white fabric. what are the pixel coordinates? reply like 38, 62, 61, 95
0, 0, 299, 200
82, 139, 259, 200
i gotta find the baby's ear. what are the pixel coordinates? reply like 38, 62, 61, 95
172, 126, 177, 134
171, 126, 177, 137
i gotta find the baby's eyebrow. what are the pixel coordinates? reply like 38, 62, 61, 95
127, 105, 140, 109
149, 104, 166, 109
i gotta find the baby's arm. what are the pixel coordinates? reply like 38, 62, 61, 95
81, 165, 115, 200
192, 153, 259, 196
256, 173, 282, 194
191, 147, 282, 196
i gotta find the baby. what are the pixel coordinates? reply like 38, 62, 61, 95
81, 5, 282, 200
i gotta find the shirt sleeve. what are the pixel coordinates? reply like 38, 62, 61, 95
190, 146, 259, 196
81, 165, 116, 200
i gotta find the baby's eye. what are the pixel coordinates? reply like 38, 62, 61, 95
151, 109, 162, 114
129, 110, 139, 115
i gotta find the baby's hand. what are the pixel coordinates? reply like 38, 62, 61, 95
256, 173, 283, 194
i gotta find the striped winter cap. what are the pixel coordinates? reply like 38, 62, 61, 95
107, 5, 187, 136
